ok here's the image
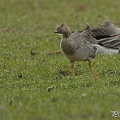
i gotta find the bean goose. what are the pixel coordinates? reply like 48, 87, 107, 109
54, 23, 98, 76
75, 20, 120, 55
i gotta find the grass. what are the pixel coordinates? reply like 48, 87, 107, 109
0, 0, 120, 120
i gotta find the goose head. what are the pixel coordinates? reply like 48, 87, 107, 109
102, 20, 115, 28
54, 23, 71, 38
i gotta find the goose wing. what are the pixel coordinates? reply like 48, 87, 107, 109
98, 35, 120, 49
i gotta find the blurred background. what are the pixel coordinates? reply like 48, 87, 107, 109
0, 0, 120, 33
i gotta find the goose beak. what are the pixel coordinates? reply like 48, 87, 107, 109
54, 29, 60, 33
54, 27, 61, 33
54, 31, 58, 33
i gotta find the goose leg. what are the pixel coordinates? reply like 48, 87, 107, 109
88, 61, 99, 79
70, 62, 74, 76
88, 61, 92, 73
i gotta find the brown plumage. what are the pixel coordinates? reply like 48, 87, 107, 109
84, 23, 120, 49
72, 21, 120, 54
90, 20, 120, 50
91, 20, 116, 38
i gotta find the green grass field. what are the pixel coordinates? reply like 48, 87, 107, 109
0, 0, 120, 120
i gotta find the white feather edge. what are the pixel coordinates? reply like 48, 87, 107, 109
92, 44, 119, 55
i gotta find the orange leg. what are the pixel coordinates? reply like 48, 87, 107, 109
70, 62, 74, 76
88, 61, 92, 73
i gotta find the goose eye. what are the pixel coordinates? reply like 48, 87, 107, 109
61, 24, 64, 27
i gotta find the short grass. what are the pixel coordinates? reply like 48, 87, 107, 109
0, 0, 120, 120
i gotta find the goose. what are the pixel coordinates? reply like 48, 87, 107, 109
75, 20, 120, 55
54, 23, 98, 76
93, 20, 120, 54
95, 35, 120, 55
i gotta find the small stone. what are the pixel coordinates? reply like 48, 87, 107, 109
47, 86, 55, 92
